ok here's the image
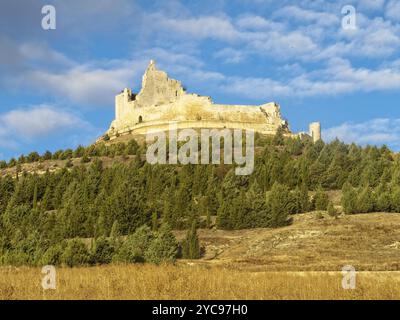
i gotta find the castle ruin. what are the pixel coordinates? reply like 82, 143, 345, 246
106, 60, 321, 142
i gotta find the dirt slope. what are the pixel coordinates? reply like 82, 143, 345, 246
176, 212, 400, 271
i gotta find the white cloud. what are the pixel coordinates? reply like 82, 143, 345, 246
236, 15, 285, 31
0, 105, 100, 157
19, 42, 76, 69
246, 30, 319, 59
219, 76, 291, 99
23, 66, 135, 106
323, 118, 400, 147
7, 44, 207, 107
274, 5, 339, 26
386, 0, 400, 21
141, 5, 400, 63
1, 2, 400, 109
0, 105, 92, 139
214, 48, 245, 63
147, 13, 240, 41
213, 57, 400, 99
358, 0, 386, 11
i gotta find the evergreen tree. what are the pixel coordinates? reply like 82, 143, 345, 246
151, 212, 158, 231
91, 237, 114, 264
144, 224, 178, 264
32, 183, 38, 210
267, 183, 290, 227
113, 225, 154, 263
356, 186, 375, 213
391, 187, 400, 213
342, 182, 357, 214
314, 186, 329, 211
376, 191, 391, 212
61, 239, 91, 267
40, 243, 65, 266
182, 220, 201, 259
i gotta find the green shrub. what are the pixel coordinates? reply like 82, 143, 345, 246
91, 237, 114, 264
65, 159, 73, 168
81, 155, 91, 164
40, 243, 65, 266
61, 239, 90, 267
113, 225, 154, 263
327, 202, 338, 218
314, 187, 329, 211
144, 224, 178, 264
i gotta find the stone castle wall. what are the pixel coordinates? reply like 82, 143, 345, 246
107, 60, 321, 142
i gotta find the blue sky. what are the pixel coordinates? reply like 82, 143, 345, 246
1, 0, 400, 160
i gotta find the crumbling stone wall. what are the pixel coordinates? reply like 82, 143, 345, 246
107, 60, 320, 141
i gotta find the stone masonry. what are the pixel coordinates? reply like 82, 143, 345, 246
106, 60, 321, 142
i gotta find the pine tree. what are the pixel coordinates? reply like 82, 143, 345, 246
40, 186, 53, 212
32, 184, 38, 210
314, 186, 329, 211
267, 183, 290, 228
342, 182, 357, 214
356, 186, 375, 213
391, 187, 400, 213
144, 224, 178, 264
91, 237, 114, 265
113, 225, 154, 263
110, 220, 121, 238
299, 184, 310, 213
376, 191, 391, 212
272, 127, 285, 146
152, 212, 158, 231
60, 239, 91, 267
182, 220, 201, 259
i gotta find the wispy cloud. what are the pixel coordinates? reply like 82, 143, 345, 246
214, 48, 245, 63
0, 105, 91, 139
323, 118, 400, 147
274, 5, 339, 26
180, 57, 400, 100
0, 105, 98, 155
386, 0, 400, 22
1, 2, 400, 107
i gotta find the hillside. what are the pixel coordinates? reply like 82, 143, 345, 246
1, 133, 400, 268
176, 211, 400, 271
0, 155, 138, 178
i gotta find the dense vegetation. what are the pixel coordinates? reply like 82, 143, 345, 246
0, 131, 398, 266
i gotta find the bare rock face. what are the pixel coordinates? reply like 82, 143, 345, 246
107, 60, 320, 141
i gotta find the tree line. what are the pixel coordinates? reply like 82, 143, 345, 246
0, 132, 398, 266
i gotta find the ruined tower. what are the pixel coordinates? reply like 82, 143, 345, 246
309, 122, 322, 143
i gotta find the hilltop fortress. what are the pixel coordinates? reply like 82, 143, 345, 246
106, 60, 321, 142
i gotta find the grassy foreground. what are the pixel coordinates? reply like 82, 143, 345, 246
1, 264, 400, 300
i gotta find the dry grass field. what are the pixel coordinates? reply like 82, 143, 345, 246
1, 265, 400, 300
175, 212, 400, 271
1, 212, 400, 300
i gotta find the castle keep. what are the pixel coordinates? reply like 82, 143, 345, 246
107, 60, 321, 141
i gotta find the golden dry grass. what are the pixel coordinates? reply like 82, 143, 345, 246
1, 212, 400, 300
0, 264, 400, 300
173, 212, 400, 271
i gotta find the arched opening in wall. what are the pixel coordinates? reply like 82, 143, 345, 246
138, 116, 143, 123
